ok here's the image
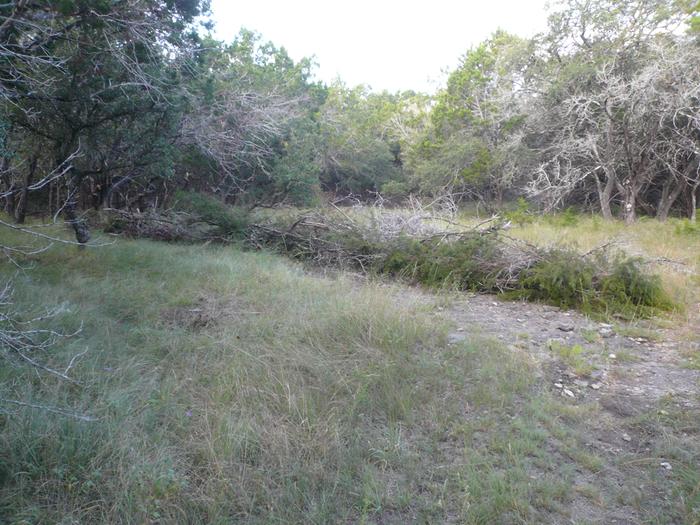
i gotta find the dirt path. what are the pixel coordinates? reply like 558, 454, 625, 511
441, 293, 700, 524
445, 294, 700, 410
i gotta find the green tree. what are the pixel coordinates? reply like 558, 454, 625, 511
408, 31, 534, 208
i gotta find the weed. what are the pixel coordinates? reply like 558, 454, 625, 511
547, 340, 596, 376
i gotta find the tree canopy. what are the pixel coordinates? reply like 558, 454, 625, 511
1, 0, 699, 234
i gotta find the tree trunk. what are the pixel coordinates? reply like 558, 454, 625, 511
14, 157, 37, 224
64, 173, 90, 245
656, 177, 684, 221
594, 170, 615, 220
618, 179, 639, 225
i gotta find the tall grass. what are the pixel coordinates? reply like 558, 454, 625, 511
0, 232, 697, 523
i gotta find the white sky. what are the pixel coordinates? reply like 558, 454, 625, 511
210, 1, 551, 94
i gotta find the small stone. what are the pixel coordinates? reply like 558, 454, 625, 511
608, 353, 617, 359
600, 328, 614, 337
622, 433, 631, 442
554, 383, 563, 389
660, 462, 672, 471
659, 410, 669, 416
558, 324, 575, 332
448, 333, 466, 344
590, 383, 602, 390
574, 379, 589, 388
563, 389, 575, 398
456, 327, 464, 332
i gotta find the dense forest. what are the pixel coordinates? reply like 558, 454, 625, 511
1, 0, 699, 245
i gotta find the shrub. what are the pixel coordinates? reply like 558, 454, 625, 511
517, 250, 596, 309
546, 207, 580, 227
503, 197, 534, 226
517, 250, 673, 318
380, 234, 502, 291
673, 219, 700, 236
172, 191, 249, 238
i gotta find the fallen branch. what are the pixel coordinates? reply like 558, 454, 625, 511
0, 399, 98, 422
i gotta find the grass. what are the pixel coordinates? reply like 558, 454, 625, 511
547, 341, 597, 377
505, 215, 700, 309
0, 222, 698, 523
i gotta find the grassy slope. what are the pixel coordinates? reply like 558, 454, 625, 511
0, 230, 698, 523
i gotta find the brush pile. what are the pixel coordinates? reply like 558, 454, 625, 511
102, 199, 674, 317
102, 208, 235, 242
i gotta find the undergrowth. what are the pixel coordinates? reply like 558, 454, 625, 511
172, 190, 249, 238
515, 252, 673, 318
288, 228, 673, 318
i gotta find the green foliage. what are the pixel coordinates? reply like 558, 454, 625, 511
673, 218, 700, 235
545, 208, 581, 228
258, 211, 675, 318
172, 191, 249, 238
504, 198, 535, 226
318, 84, 404, 195
381, 234, 501, 291
517, 251, 673, 317
406, 31, 534, 203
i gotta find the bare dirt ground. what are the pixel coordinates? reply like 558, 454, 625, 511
445, 294, 700, 410
444, 293, 700, 524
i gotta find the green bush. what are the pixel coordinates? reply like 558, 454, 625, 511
503, 197, 534, 226
172, 191, 249, 238
380, 234, 502, 291
517, 250, 596, 309
599, 257, 674, 314
546, 207, 580, 227
516, 251, 673, 317
673, 219, 700, 236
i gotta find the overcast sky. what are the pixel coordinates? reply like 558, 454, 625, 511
210, 1, 551, 93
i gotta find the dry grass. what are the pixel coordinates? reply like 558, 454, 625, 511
1, 217, 698, 523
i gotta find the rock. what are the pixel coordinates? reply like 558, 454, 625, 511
600, 328, 614, 337
558, 324, 575, 332
563, 389, 575, 398
574, 379, 589, 388
660, 462, 672, 471
456, 327, 464, 332
659, 410, 669, 416
590, 383, 602, 390
554, 383, 563, 389
608, 353, 617, 359
448, 333, 466, 344
622, 433, 631, 442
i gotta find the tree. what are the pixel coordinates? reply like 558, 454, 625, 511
1, 0, 209, 240
527, 0, 697, 222
407, 31, 535, 208
317, 84, 407, 197
178, 31, 323, 206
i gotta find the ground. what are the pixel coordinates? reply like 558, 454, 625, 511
441, 291, 700, 524
1, 217, 699, 524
